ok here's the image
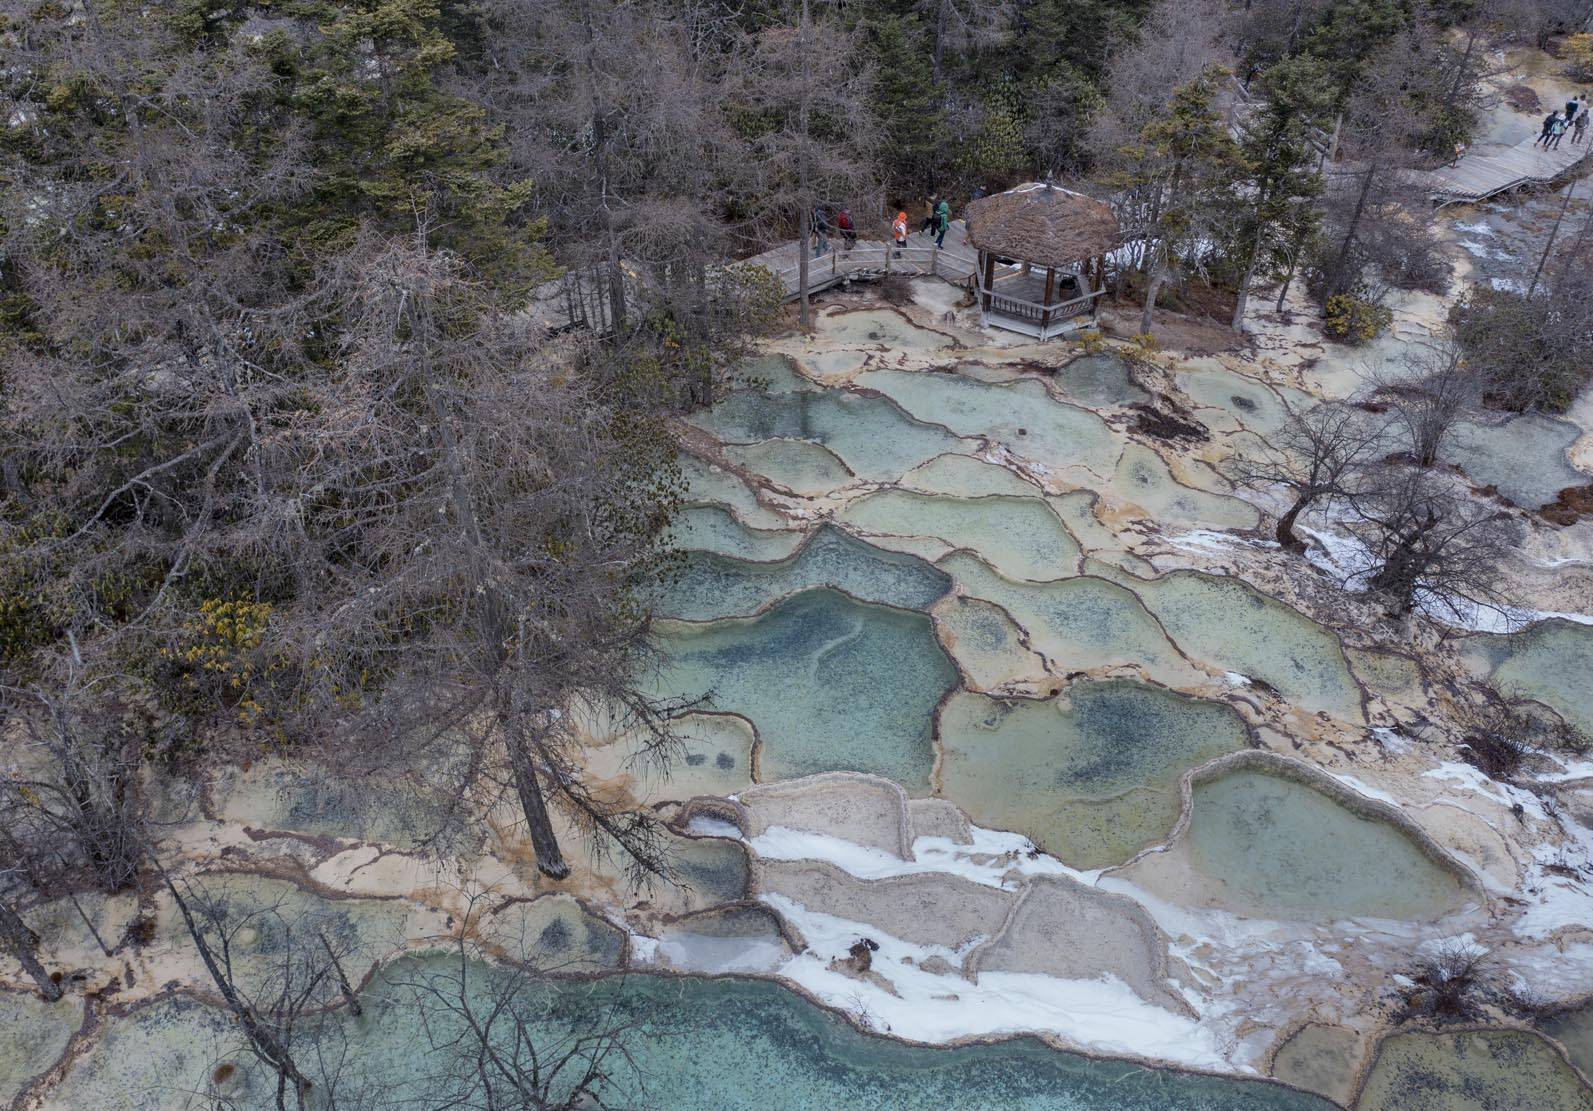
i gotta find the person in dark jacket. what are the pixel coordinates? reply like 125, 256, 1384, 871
1536, 110, 1561, 147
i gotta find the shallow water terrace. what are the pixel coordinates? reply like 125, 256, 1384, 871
938, 682, 1249, 868
1357, 1029, 1593, 1111
686, 388, 968, 482
1173, 769, 1467, 921
650, 588, 957, 790
838, 489, 1082, 581
1473, 618, 1593, 736
40, 962, 1338, 1111
1441, 413, 1587, 509
657, 525, 951, 622
855, 367, 1122, 476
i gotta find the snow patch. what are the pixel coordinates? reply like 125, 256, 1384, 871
748, 824, 1103, 889
761, 894, 1236, 1070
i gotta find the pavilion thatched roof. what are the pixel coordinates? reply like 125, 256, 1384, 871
964, 183, 1119, 268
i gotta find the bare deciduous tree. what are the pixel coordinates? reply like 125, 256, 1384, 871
388, 886, 648, 1109
1231, 402, 1386, 550
1352, 468, 1520, 619
733, 8, 878, 327
1, 679, 147, 894
163, 872, 372, 1110
1369, 339, 1483, 469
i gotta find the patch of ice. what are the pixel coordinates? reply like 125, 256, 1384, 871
1372, 727, 1413, 755
1421, 761, 1548, 820
629, 934, 661, 963
1331, 773, 1400, 806
1165, 530, 1276, 554
748, 824, 1102, 889
1536, 757, 1593, 784
1223, 671, 1252, 687
656, 932, 788, 974
1514, 876, 1593, 940
761, 894, 1235, 1069
1416, 932, 1487, 956
684, 815, 744, 839
1490, 276, 1527, 294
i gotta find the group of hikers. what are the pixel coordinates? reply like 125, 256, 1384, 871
811, 190, 985, 257
1535, 94, 1590, 150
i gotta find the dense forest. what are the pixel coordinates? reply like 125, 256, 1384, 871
4, 3, 1593, 1099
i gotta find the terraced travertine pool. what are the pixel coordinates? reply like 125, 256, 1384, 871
35, 959, 1337, 1111
26, 305, 1593, 1107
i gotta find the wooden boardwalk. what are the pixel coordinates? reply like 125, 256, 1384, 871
1423, 132, 1593, 205
739, 222, 982, 300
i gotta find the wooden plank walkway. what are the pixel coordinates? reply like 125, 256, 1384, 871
738, 222, 982, 300
1422, 132, 1593, 205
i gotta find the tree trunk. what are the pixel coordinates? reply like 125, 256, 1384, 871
1139, 246, 1167, 337
1444, 28, 1477, 116
1276, 495, 1310, 551
1326, 161, 1377, 300
1529, 178, 1576, 298
932, 0, 949, 83
165, 875, 310, 1104
0, 900, 60, 1001
580, 0, 626, 331
797, 0, 812, 328
508, 738, 571, 880
1275, 257, 1297, 311
318, 932, 363, 1017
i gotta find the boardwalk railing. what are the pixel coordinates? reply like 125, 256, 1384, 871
757, 242, 980, 301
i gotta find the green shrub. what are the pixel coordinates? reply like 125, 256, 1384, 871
1323, 294, 1392, 344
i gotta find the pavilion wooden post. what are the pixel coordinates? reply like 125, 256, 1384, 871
1041, 267, 1056, 332
980, 251, 995, 312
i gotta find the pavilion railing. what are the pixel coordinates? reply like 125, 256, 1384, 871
979, 283, 1105, 323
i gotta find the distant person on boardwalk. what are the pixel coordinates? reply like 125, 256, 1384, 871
1567, 96, 1582, 122
892, 209, 909, 249
934, 197, 951, 249
811, 205, 830, 256
920, 198, 938, 236
1549, 113, 1568, 150
1536, 110, 1560, 147
1576, 109, 1589, 145
836, 208, 857, 250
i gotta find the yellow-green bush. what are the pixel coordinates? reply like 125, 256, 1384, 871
1323, 294, 1392, 344
156, 599, 278, 727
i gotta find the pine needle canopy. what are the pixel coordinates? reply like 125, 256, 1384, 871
964, 183, 1119, 268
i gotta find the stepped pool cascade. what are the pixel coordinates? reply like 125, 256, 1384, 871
1125, 767, 1469, 921
686, 389, 968, 482
838, 489, 1083, 581
650, 587, 958, 791
937, 682, 1250, 868
657, 524, 952, 621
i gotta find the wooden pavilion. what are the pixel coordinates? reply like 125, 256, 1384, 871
963, 182, 1119, 341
